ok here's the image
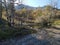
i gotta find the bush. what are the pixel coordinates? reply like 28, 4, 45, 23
0, 30, 16, 40
39, 15, 54, 28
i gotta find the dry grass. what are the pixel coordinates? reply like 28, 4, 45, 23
53, 20, 60, 25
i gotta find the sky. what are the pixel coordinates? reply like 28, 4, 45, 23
22, 0, 50, 7
6, 0, 60, 9
15, 0, 50, 7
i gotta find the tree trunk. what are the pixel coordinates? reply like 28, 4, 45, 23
0, 0, 2, 19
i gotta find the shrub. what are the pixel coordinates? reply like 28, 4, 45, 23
36, 15, 55, 28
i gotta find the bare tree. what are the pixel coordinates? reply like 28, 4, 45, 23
3, 0, 9, 18
2, 0, 23, 27
8, 0, 23, 27
0, 0, 2, 19
48, 0, 59, 26
3, 0, 17, 26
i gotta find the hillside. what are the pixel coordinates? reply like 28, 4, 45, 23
15, 4, 36, 10
1, 3, 60, 45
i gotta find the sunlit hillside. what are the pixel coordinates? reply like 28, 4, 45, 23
0, 0, 60, 45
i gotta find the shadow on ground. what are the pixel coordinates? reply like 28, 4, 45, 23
0, 34, 51, 45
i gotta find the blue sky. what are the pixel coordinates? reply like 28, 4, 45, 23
22, 0, 50, 7
15, 0, 60, 8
